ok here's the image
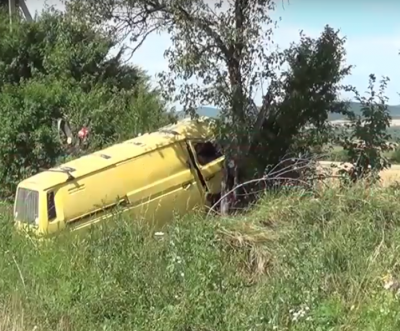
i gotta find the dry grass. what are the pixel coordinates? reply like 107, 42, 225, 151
317, 161, 400, 187
218, 221, 277, 276
0, 306, 26, 331
0, 308, 72, 331
379, 167, 400, 186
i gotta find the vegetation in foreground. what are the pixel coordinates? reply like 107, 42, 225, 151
2, 184, 400, 330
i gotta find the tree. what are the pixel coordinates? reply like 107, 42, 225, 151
248, 27, 353, 178
0, 8, 175, 198
338, 74, 392, 183
67, 0, 353, 212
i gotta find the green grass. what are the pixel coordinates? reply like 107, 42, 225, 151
2, 185, 400, 330
325, 145, 400, 164
325, 125, 400, 163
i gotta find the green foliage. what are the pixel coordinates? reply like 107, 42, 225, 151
328, 147, 351, 162
67, 0, 360, 216
389, 149, 400, 164
387, 127, 400, 141
339, 74, 392, 182
252, 26, 352, 173
2, 185, 400, 329
0, 9, 174, 198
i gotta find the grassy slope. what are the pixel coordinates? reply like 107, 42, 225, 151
2, 185, 400, 330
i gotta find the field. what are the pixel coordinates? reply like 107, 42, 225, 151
315, 120, 400, 165
330, 119, 400, 127
318, 161, 400, 186
3, 183, 400, 330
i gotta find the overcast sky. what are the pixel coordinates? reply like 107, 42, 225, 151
27, 0, 400, 107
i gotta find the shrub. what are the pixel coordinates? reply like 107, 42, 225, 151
329, 148, 351, 162
0, 9, 175, 198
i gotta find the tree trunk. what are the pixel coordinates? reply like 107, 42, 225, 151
220, 161, 230, 215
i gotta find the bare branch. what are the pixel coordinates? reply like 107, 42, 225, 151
173, 4, 232, 61
123, 24, 160, 63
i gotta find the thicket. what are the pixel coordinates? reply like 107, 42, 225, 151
0, 8, 175, 199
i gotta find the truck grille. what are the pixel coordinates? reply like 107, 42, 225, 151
15, 188, 39, 224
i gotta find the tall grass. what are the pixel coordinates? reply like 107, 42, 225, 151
2, 185, 400, 330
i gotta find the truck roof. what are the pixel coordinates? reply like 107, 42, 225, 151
19, 117, 214, 191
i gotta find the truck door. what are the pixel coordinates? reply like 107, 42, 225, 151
187, 139, 224, 195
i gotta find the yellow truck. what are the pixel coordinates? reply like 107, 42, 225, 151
13, 117, 225, 236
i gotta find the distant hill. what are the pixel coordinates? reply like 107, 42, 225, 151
177, 106, 220, 119
178, 102, 400, 121
329, 102, 400, 121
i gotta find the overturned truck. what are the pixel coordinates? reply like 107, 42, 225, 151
14, 117, 227, 236
14, 116, 323, 237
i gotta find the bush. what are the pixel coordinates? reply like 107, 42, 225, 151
2, 185, 400, 330
0, 9, 175, 198
329, 148, 351, 162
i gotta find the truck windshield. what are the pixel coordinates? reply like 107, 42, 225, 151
14, 188, 39, 224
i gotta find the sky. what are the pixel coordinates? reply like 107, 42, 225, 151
26, 0, 400, 107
